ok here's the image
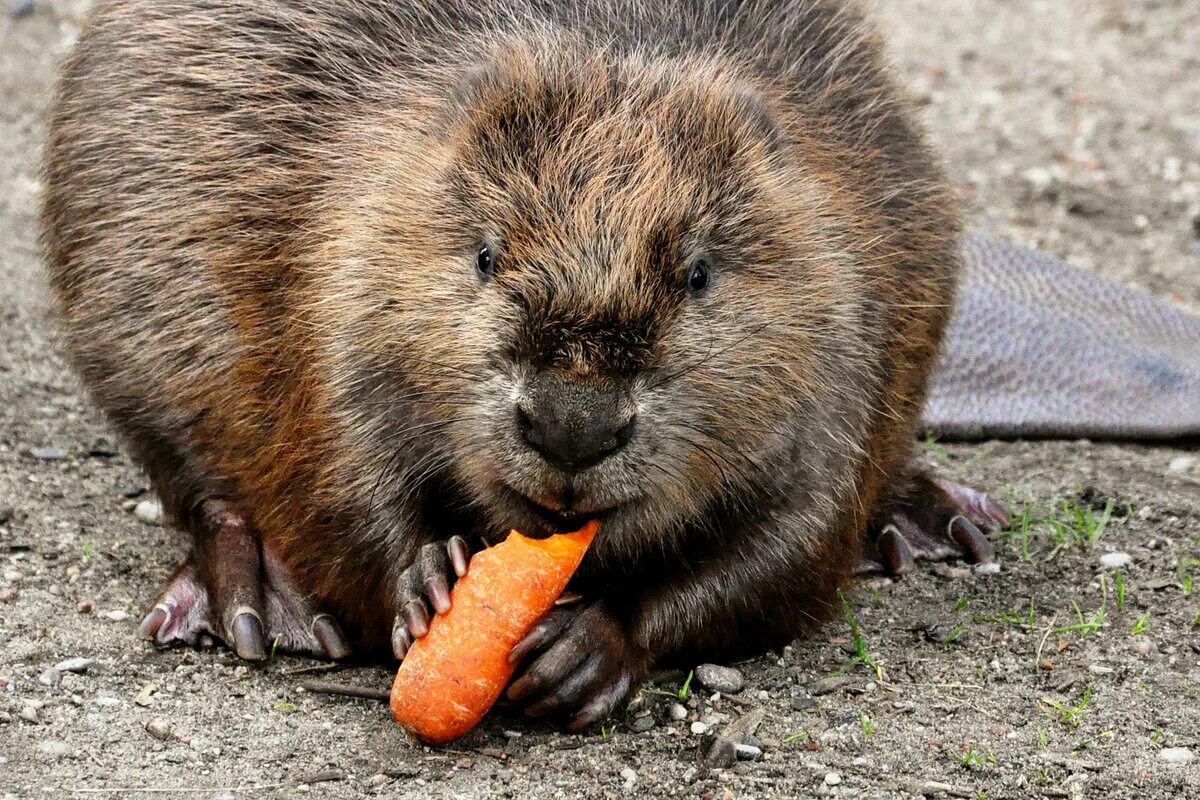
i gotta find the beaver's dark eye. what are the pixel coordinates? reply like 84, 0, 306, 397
476, 245, 495, 281
687, 260, 710, 294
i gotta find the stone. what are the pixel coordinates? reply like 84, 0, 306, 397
104, 610, 128, 622
1168, 456, 1197, 474
54, 657, 93, 674
629, 714, 655, 733
695, 664, 744, 694
699, 734, 737, 769
824, 772, 842, 786
734, 743, 762, 761
619, 766, 637, 791
146, 719, 174, 741
134, 499, 165, 525
1099, 552, 1132, 569
669, 703, 688, 721
1160, 747, 1195, 764
19, 704, 39, 724
29, 447, 68, 461
38, 740, 72, 760
38, 668, 62, 687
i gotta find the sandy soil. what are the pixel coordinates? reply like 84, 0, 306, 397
2, 1, 1198, 798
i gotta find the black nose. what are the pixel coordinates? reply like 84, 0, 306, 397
517, 373, 636, 470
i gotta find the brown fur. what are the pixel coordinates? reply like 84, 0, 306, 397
43, 1, 958, 665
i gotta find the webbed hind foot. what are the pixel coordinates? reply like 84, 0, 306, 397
138, 499, 351, 661
857, 474, 1009, 575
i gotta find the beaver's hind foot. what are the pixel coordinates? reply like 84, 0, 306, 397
858, 474, 1009, 575
137, 499, 352, 662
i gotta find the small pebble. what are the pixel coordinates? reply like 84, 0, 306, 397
3, 570, 22, 582
212, 793, 236, 800
824, 772, 842, 786
54, 657, 93, 674
690, 721, 708, 735
629, 715, 655, 733
0, 711, 13, 724
619, 766, 637, 791
367, 774, 391, 788
0, 505, 13, 525
975, 561, 1001, 575
1099, 552, 1132, 569
76, 601, 92, 614
134, 499, 165, 525
38, 668, 62, 688
1168, 456, 1197, 474
19, 704, 39, 724
734, 743, 763, 761
1132, 638, 1153, 658
699, 734, 737, 769
105, 610, 129, 622
0, 589, 16, 602
1160, 747, 1195, 764
37, 740, 71, 760
146, 719, 174, 741
695, 664, 744, 694
669, 703, 688, 721
29, 447, 68, 461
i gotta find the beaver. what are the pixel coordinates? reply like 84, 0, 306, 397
43, 0, 1007, 728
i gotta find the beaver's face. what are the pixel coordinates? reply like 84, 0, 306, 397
326, 47, 872, 553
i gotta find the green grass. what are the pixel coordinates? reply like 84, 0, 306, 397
1036, 728, 1048, 749
1132, 611, 1151, 635
956, 744, 995, 769
860, 712, 875, 737
783, 730, 812, 746
923, 433, 952, 466
1039, 685, 1094, 728
1053, 600, 1105, 637
1114, 569, 1127, 611
82, 541, 93, 560
837, 588, 877, 669
1178, 556, 1199, 596
273, 701, 297, 713
995, 493, 1128, 558
641, 669, 695, 701
977, 599, 1037, 629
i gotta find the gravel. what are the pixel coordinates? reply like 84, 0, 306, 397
694, 664, 744, 695
1099, 551, 1132, 568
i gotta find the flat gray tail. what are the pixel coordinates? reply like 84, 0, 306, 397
923, 234, 1200, 441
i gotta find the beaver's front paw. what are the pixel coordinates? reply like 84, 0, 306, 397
505, 602, 647, 731
391, 537, 471, 659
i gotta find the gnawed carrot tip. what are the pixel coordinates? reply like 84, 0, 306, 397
390, 520, 598, 744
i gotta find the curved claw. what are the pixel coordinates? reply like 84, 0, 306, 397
229, 609, 266, 661
311, 614, 351, 661
948, 515, 994, 564
877, 525, 916, 574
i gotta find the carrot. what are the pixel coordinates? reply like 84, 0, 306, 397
389, 520, 599, 744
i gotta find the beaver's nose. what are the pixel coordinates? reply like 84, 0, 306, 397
516, 374, 636, 471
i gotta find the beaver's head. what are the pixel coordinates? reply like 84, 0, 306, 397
318, 40, 876, 554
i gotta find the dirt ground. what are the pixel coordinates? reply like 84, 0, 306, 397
2, 1, 1199, 798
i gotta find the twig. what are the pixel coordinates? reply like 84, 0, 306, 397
300, 679, 389, 702
71, 788, 273, 795
285, 662, 343, 676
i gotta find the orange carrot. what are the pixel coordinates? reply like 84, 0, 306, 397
390, 520, 599, 744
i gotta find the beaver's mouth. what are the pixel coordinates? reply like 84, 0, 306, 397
499, 483, 619, 536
